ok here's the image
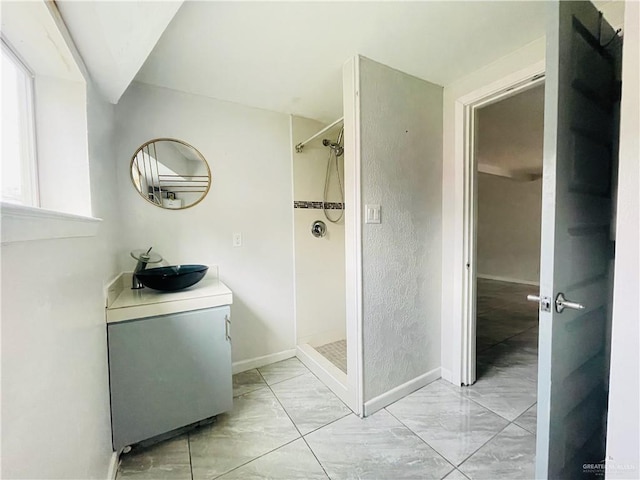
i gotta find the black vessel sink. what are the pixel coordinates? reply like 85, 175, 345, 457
135, 265, 209, 292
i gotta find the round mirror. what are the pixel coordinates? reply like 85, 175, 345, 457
130, 138, 211, 209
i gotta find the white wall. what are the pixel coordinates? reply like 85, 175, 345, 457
606, 1, 640, 477
477, 175, 542, 285
35, 76, 92, 216
115, 82, 295, 365
358, 57, 443, 403
476, 84, 545, 172
1, 81, 120, 479
475, 86, 543, 285
291, 116, 346, 347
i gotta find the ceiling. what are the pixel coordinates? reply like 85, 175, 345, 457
135, 1, 548, 123
54, 1, 624, 124
55, 1, 183, 103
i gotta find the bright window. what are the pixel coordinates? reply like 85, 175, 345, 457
1, 40, 38, 206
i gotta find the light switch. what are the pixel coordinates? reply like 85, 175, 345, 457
365, 204, 381, 224
233, 233, 242, 247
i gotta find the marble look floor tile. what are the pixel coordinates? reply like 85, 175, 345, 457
258, 357, 308, 385
218, 439, 328, 480
442, 469, 470, 480
507, 328, 539, 350
386, 381, 509, 466
233, 369, 266, 397
458, 424, 535, 479
116, 435, 191, 480
305, 410, 453, 479
477, 318, 528, 342
514, 403, 537, 434
477, 342, 538, 381
189, 388, 300, 479
270, 372, 351, 435
462, 369, 536, 422
476, 334, 504, 353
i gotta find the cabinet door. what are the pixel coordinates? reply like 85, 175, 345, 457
108, 307, 232, 450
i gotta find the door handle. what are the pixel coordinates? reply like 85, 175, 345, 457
527, 294, 551, 312
555, 292, 585, 313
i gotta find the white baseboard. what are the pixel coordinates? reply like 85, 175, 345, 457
296, 344, 352, 410
477, 273, 539, 286
440, 367, 454, 384
106, 451, 119, 480
363, 367, 441, 416
232, 349, 296, 374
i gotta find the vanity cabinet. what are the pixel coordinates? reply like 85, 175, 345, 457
108, 306, 232, 450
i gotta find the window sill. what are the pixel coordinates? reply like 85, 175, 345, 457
1, 202, 101, 244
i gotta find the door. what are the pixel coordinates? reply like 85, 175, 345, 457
535, 1, 621, 478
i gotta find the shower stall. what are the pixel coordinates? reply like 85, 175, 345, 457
292, 115, 348, 392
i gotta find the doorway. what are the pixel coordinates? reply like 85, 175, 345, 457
470, 83, 545, 424
475, 84, 544, 357
458, 71, 545, 387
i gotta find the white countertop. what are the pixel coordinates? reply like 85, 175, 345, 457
106, 277, 233, 324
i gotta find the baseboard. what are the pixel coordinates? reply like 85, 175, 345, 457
363, 367, 441, 416
477, 274, 539, 286
106, 451, 119, 480
440, 367, 454, 384
232, 349, 296, 374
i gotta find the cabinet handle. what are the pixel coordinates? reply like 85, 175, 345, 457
225, 315, 231, 342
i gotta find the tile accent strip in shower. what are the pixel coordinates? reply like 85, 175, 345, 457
294, 201, 345, 210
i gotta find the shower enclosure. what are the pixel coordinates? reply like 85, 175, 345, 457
292, 115, 348, 394
289, 55, 442, 416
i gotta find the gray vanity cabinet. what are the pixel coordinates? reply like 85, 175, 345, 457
108, 306, 232, 450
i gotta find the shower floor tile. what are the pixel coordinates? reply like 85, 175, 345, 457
315, 339, 347, 374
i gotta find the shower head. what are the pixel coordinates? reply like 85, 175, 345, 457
322, 139, 344, 157
322, 126, 345, 156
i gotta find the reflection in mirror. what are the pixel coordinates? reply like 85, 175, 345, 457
130, 138, 211, 209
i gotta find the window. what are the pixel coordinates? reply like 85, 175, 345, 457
1, 39, 38, 207
1, 0, 98, 245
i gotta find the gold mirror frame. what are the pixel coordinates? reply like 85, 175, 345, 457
130, 138, 211, 210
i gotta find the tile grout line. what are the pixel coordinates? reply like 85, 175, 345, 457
257, 364, 346, 479
260, 371, 307, 387
209, 365, 308, 479
455, 421, 513, 471
459, 388, 536, 424
383, 407, 457, 478
256, 368, 305, 439
255, 368, 334, 480
232, 381, 268, 398
467, 316, 539, 422
261, 359, 353, 413
302, 411, 352, 437
210, 437, 301, 480
451, 288, 538, 473
383, 380, 531, 471
438, 378, 522, 427
300, 436, 332, 480
187, 430, 194, 480
476, 322, 538, 354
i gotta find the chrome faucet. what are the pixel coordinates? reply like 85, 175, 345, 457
132, 247, 153, 289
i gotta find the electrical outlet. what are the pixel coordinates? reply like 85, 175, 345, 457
233, 233, 242, 247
